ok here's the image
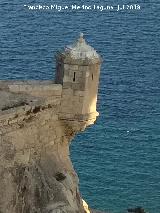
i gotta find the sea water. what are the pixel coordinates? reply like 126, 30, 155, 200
0, 0, 160, 212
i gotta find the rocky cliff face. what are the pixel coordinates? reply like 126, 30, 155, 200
0, 82, 98, 213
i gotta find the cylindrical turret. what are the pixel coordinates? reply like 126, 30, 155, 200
56, 34, 102, 120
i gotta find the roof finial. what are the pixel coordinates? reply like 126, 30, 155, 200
79, 32, 84, 43
80, 32, 84, 38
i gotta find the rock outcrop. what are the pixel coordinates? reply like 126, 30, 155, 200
127, 207, 147, 213
0, 82, 98, 213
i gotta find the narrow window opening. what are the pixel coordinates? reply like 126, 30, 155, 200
73, 72, 76, 82
92, 73, 94, 80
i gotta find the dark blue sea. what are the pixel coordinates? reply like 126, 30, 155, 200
0, 0, 160, 212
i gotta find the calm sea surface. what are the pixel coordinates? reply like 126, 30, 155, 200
0, 0, 160, 212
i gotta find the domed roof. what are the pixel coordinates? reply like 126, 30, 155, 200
64, 33, 100, 60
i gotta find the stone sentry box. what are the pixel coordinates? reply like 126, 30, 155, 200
55, 33, 102, 120
0, 33, 102, 123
